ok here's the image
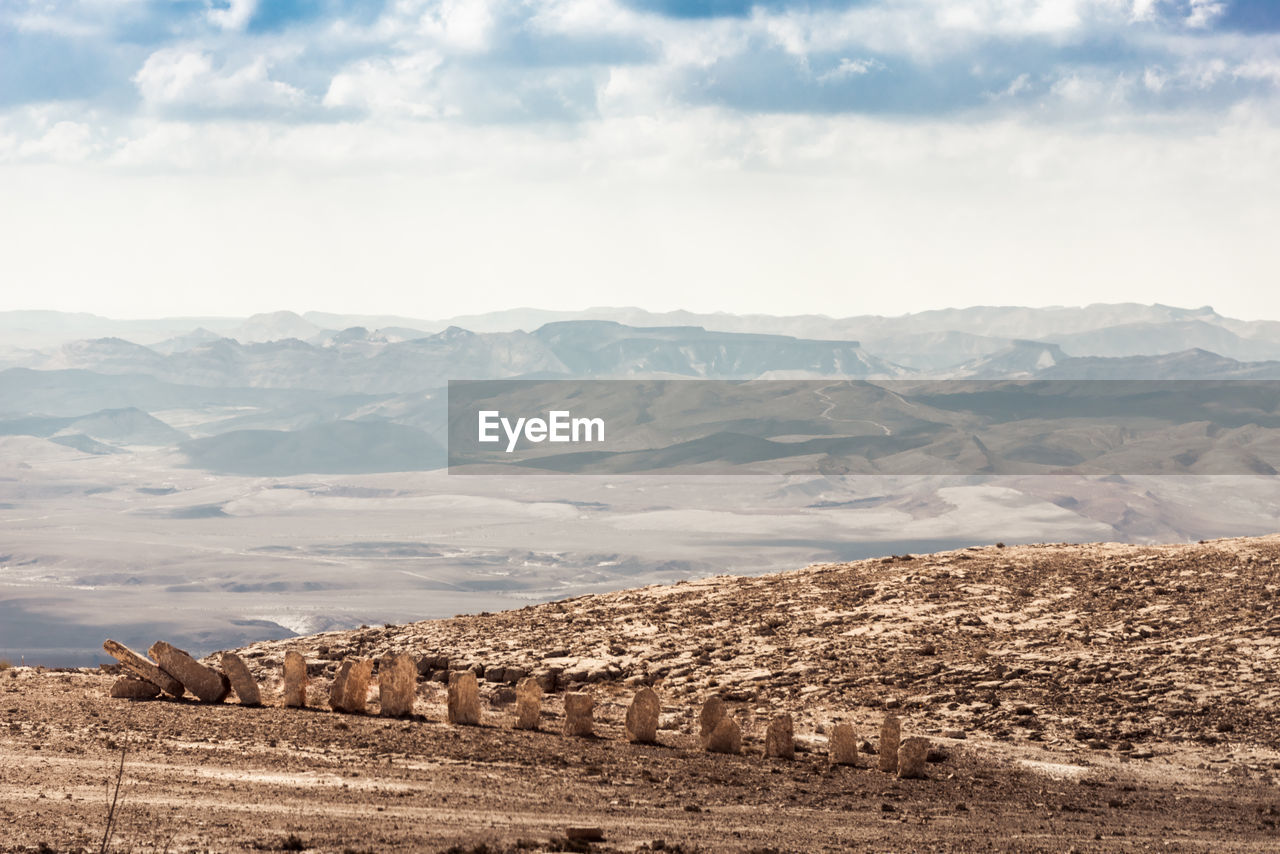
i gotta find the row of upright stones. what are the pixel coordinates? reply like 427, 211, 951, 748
104, 640, 931, 777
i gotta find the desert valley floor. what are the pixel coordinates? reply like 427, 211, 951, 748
3, 536, 1280, 852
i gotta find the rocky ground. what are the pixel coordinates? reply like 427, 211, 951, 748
3, 535, 1280, 851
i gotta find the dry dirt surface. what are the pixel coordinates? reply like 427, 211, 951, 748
3, 535, 1280, 852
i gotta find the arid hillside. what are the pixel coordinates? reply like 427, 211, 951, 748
3, 535, 1280, 852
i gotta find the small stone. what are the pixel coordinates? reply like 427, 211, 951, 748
699, 696, 727, 748
283, 650, 308, 708
447, 669, 481, 725
329, 659, 373, 714
110, 677, 160, 700
220, 652, 261, 706
625, 687, 660, 744
705, 717, 742, 754
102, 640, 184, 698
879, 714, 901, 773
515, 677, 542, 730
378, 653, 417, 717
764, 714, 795, 760
898, 736, 930, 779
148, 641, 229, 703
565, 827, 604, 842
830, 723, 859, 766
564, 691, 595, 737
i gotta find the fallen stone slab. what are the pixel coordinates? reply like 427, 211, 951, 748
564, 691, 595, 737
829, 722, 859, 766
283, 650, 308, 708
515, 676, 541, 730
705, 716, 742, 755
448, 669, 481, 725
102, 640, 183, 698
148, 641, 229, 703
625, 687, 660, 744
110, 676, 160, 700
378, 653, 417, 717
330, 659, 374, 714
879, 714, 901, 773
898, 736, 930, 779
220, 652, 261, 706
764, 713, 795, 760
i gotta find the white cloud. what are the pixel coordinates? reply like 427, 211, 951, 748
206, 0, 258, 32
133, 48, 305, 110
1185, 0, 1226, 30
818, 58, 884, 84
323, 54, 444, 118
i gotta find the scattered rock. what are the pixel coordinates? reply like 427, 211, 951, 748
220, 652, 261, 707
764, 714, 795, 760
148, 641, 229, 704
447, 669, 481, 725
564, 691, 595, 737
283, 650, 308, 708
378, 653, 417, 717
879, 714, 901, 773
829, 723, 859, 766
625, 687, 660, 744
898, 736, 930, 779
109, 676, 160, 700
565, 827, 604, 842
102, 640, 183, 698
515, 677, 542, 730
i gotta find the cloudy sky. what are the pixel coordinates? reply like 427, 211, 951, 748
1, 0, 1278, 320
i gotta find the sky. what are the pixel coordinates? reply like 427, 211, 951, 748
1, 0, 1279, 320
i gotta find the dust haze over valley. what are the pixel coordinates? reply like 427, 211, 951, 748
4, 303, 1280, 665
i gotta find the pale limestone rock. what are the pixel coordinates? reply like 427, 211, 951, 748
829, 723, 859, 766
563, 691, 595, 737
378, 653, 417, 717
330, 659, 373, 714
283, 650, 308, 708
103, 640, 183, 698
764, 714, 795, 760
879, 714, 901, 773
148, 641, 229, 703
705, 716, 742, 754
898, 736, 930, 779
625, 687, 660, 744
699, 696, 727, 748
220, 652, 261, 706
515, 677, 541, 730
110, 676, 160, 700
448, 669, 481, 725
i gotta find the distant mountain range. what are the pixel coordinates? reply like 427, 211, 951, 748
4, 304, 1280, 475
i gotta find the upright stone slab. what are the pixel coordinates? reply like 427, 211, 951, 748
378, 653, 417, 717
283, 650, 308, 708
220, 652, 261, 706
898, 736, 930, 779
764, 714, 795, 760
564, 691, 595, 737
625, 687, 660, 744
330, 659, 373, 713
148, 641, 229, 703
448, 669, 481, 725
515, 677, 542, 730
829, 723, 859, 766
110, 676, 160, 700
699, 696, 727, 748
705, 716, 742, 754
878, 714, 901, 773
103, 640, 184, 698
